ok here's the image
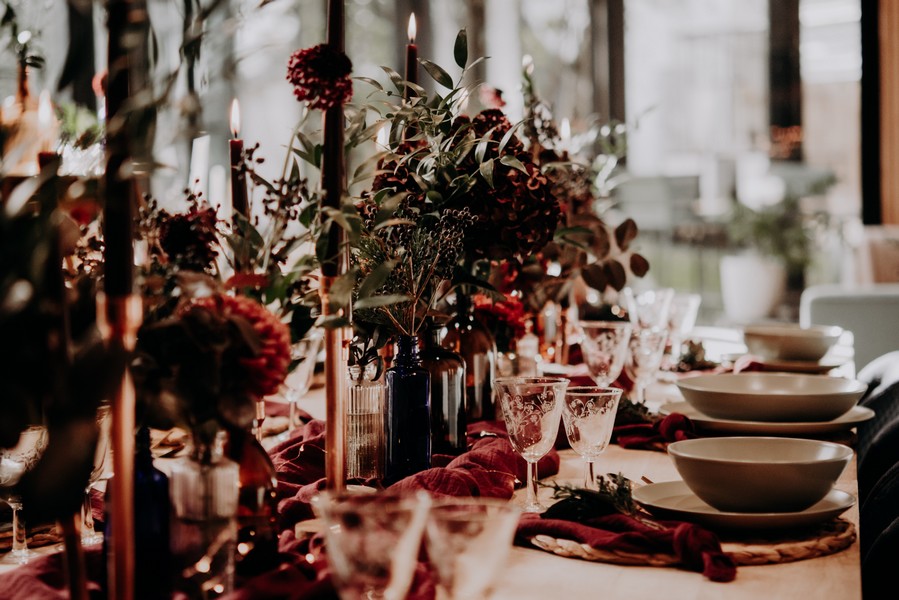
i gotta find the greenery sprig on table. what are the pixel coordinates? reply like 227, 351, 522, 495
542, 474, 639, 521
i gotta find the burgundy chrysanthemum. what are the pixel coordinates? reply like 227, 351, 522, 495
286, 43, 353, 110
451, 111, 560, 261
186, 295, 292, 399
158, 206, 219, 272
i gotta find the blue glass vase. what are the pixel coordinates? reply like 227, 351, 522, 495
385, 335, 431, 484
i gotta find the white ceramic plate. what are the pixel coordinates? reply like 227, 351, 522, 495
753, 357, 846, 374
633, 480, 855, 530
658, 401, 874, 435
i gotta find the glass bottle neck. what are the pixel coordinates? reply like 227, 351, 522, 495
393, 335, 421, 365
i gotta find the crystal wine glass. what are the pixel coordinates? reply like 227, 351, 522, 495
282, 329, 324, 433
664, 293, 702, 369
423, 497, 521, 600
625, 327, 669, 404
0, 425, 49, 564
494, 376, 569, 514
82, 404, 112, 545
623, 287, 674, 330
577, 320, 633, 386
562, 386, 623, 490
311, 490, 431, 600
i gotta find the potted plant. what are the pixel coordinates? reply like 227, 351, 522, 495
720, 195, 828, 322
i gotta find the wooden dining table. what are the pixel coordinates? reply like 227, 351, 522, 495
291, 324, 862, 599
0, 326, 863, 599
289, 330, 862, 600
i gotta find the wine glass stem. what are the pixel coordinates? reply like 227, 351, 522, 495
254, 400, 266, 442
583, 458, 596, 490
11, 500, 28, 555
633, 380, 646, 404
288, 398, 298, 433
526, 460, 540, 509
82, 489, 96, 538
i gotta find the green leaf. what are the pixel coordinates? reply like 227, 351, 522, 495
354, 76, 384, 91
498, 121, 523, 155
381, 66, 405, 92
500, 154, 528, 174
479, 159, 495, 188
354, 294, 411, 310
420, 59, 454, 89
358, 260, 398, 298
454, 29, 468, 69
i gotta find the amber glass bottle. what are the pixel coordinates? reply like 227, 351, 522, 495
441, 294, 497, 422
224, 425, 280, 578
421, 324, 467, 456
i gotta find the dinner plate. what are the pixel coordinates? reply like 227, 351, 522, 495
754, 357, 846, 374
633, 480, 855, 530
658, 401, 874, 435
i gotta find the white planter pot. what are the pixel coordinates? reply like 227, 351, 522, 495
720, 254, 787, 323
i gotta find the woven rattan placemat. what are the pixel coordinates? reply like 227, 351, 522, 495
529, 518, 856, 567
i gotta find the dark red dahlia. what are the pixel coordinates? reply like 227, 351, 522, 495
286, 43, 353, 110
185, 295, 292, 399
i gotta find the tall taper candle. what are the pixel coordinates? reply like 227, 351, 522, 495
104, 0, 135, 298
321, 0, 348, 492
103, 3, 140, 600
229, 98, 249, 218
404, 13, 418, 98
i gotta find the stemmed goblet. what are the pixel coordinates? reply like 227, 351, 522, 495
577, 320, 633, 386
494, 376, 569, 514
0, 425, 49, 564
423, 497, 521, 600
623, 287, 674, 330
82, 404, 112, 545
561, 386, 623, 490
282, 329, 324, 434
311, 490, 431, 600
625, 327, 669, 404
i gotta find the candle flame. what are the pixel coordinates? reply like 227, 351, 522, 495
376, 123, 390, 147
522, 54, 534, 75
408, 13, 417, 44
230, 98, 241, 138
560, 118, 571, 141
38, 90, 53, 129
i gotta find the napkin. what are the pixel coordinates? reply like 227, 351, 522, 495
612, 413, 697, 451
273, 418, 561, 530
516, 512, 737, 582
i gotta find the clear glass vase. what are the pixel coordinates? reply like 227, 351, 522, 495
346, 363, 386, 481
169, 429, 239, 598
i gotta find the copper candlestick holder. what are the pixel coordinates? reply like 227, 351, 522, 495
319, 275, 348, 491
96, 292, 142, 600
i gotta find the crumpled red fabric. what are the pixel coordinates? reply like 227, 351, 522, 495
612, 412, 697, 451
516, 512, 736, 582
273, 419, 561, 530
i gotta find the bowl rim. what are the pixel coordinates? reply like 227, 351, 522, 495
742, 323, 844, 339
667, 435, 854, 465
675, 372, 868, 396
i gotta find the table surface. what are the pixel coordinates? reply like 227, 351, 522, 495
289, 325, 862, 600
0, 327, 863, 598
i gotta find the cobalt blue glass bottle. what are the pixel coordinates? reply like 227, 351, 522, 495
105, 426, 172, 599
385, 335, 431, 484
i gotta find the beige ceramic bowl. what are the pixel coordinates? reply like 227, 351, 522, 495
676, 372, 866, 422
743, 323, 843, 362
667, 436, 853, 513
